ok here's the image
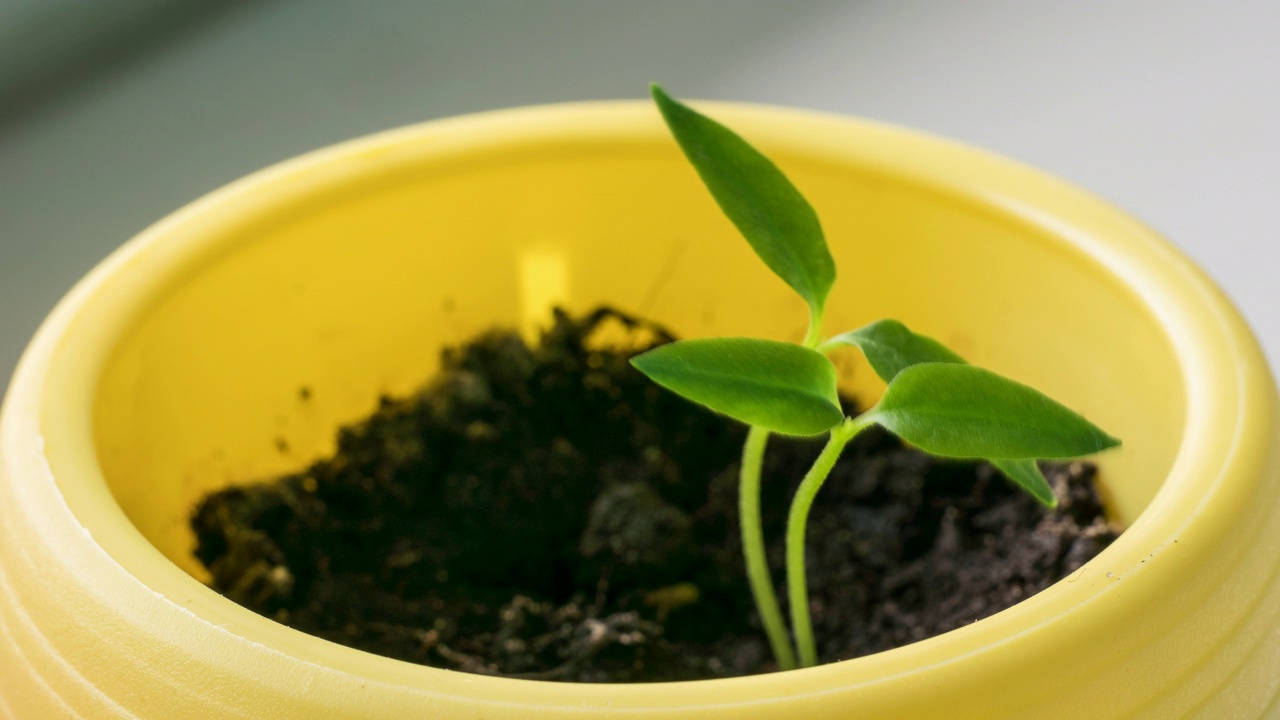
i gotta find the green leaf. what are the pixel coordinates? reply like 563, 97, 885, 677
868, 363, 1121, 459
825, 319, 965, 382
630, 337, 843, 436
991, 458, 1057, 507
651, 84, 835, 321
827, 323, 1070, 507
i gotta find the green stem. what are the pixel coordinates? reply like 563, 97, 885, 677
786, 414, 877, 667
740, 425, 796, 670
814, 337, 840, 355
802, 306, 823, 348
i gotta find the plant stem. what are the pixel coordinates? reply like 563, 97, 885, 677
803, 306, 824, 348
814, 337, 840, 355
740, 425, 797, 670
786, 414, 876, 667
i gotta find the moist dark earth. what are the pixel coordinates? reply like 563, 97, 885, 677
192, 307, 1119, 683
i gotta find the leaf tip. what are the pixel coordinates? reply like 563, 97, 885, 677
628, 349, 654, 375
1098, 432, 1124, 453
650, 83, 678, 115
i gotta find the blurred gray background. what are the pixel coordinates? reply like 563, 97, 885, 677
1, 0, 1277, 387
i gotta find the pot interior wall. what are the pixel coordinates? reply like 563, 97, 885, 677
90, 131, 1184, 579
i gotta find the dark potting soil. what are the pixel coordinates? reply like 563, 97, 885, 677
192, 307, 1119, 683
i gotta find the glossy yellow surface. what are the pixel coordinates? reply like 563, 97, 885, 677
1, 102, 1277, 718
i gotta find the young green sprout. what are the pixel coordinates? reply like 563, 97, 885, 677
632, 84, 1122, 671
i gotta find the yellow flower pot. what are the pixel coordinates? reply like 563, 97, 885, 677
2, 101, 1277, 719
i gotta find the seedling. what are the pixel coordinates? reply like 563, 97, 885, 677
632, 85, 1121, 670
